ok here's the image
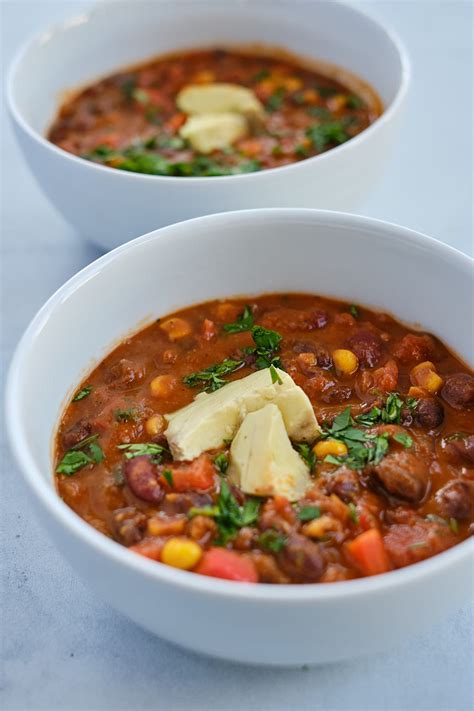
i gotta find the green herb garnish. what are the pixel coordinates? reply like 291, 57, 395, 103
251, 325, 282, 369
296, 443, 317, 473
347, 502, 359, 524
223, 305, 254, 333
306, 121, 350, 152
269, 364, 283, 385
56, 450, 93, 476
253, 69, 270, 82
346, 94, 363, 109
449, 517, 459, 534
117, 442, 168, 464
321, 407, 391, 469
266, 87, 286, 112
298, 506, 321, 522
183, 358, 243, 392
258, 529, 287, 553
162, 469, 174, 487
72, 385, 92, 402
188, 480, 260, 546
214, 452, 229, 475
393, 432, 413, 448
114, 408, 139, 423
349, 304, 359, 319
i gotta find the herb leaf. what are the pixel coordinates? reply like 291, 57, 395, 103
296, 443, 317, 472
56, 450, 92, 475
251, 325, 282, 369
393, 432, 413, 448
298, 505, 321, 522
258, 529, 287, 552
214, 452, 229, 475
269, 364, 283, 385
183, 358, 243, 392
347, 502, 359, 524
115, 408, 139, 422
72, 385, 92, 402
349, 304, 359, 319
162, 469, 174, 487
223, 305, 254, 333
306, 121, 350, 152
117, 442, 167, 464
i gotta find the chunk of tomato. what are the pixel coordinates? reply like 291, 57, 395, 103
196, 548, 258, 583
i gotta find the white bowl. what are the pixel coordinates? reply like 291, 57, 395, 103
7, 0, 410, 251
6, 209, 473, 666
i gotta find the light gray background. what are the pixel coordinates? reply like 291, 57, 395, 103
1, 1, 473, 710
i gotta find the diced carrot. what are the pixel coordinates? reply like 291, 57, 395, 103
196, 548, 258, 582
345, 529, 391, 576
162, 454, 215, 492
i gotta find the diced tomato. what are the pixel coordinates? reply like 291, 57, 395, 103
373, 358, 399, 392
162, 454, 215, 492
196, 548, 258, 582
164, 112, 187, 133
345, 529, 391, 576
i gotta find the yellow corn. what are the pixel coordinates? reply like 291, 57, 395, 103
150, 374, 175, 398
193, 70, 215, 84
410, 361, 444, 393
303, 515, 342, 539
327, 94, 348, 112
160, 317, 191, 341
161, 537, 202, 570
283, 76, 303, 91
313, 440, 348, 459
145, 414, 166, 437
332, 349, 359, 375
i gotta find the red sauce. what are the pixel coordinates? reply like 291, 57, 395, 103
48, 48, 381, 177
55, 294, 474, 584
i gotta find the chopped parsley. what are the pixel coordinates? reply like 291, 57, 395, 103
298, 505, 321, 522
258, 529, 287, 553
307, 106, 331, 120
117, 442, 167, 464
183, 359, 243, 392
349, 304, 359, 319
449, 517, 459, 534
253, 68, 270, 82
162, 469, 174, 487
320, 407, 393, 469
72, 385, 92, 402
346, 94, 363, 109
347, 502, 359, 524
56, 433, 104, 475
214, 452, 229, 475
296, 443, 317, 473
223, 305, 254, 333
355, 393, 414, 427
306, 121, 350, 152
188, 480, 260, 546
266, 87, 286, 112
269, 364, 283, 385
393, 432, 413, 448
114, 408, 139, 422
183, 326, 282, 391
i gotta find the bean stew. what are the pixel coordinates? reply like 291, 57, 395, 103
48, 48, 381, 177
55, 294, 474, 584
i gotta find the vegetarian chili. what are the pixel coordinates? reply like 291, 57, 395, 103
48, 48, 381, 177
55, 295, 474, 584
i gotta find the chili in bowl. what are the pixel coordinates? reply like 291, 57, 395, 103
7, 0, 409, 249
7, 209, 473, 666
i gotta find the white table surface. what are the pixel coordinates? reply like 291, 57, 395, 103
1, 2, 473, 709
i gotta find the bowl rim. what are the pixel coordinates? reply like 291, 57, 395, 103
6, 207, 474, 602
6, 0, 411, 185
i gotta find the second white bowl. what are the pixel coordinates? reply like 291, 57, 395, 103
7, 0, 410, 250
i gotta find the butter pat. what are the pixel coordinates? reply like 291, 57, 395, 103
179, 112, 248, 153
228, 404, 312, 500
165, 368, 320, 461
176, 83, 264, 117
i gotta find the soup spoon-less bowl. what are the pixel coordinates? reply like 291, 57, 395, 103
7, 0, 410, 250
6, 209, 473, 666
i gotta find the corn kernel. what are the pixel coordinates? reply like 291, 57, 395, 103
332, 349, 359, 375
303, 515, 342, 539
313, 440, 348, 459
150, 374, 176, 398
284, 76, 303, 91
301, 89, 319, 105
193, 70, 215, 84
327, 94, 348, 112
215, 302, 240, 322
161, 537, 202, 570
145, 414, 166, 437
410, 361, 444, 393
160, 317, 191, 341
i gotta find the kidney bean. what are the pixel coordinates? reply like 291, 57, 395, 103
436, 479, 474, 520
346, 330, 383, 368
391, 334, 436, 364
277, 533, 324, 582
444, 435, 474, 465
441, 373, 474, 410
370, 451, 429, 504
123, 455, 164, 504
112, 506, 147, 545
62, 419, 93, 449
106, 358, 145, 389
321, 468, 360, 502
415, 398, 444, 429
